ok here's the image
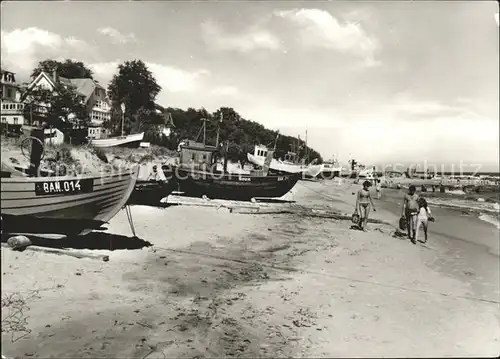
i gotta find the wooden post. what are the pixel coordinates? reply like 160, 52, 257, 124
215, 113, 223, 148
223, 140, 229, 173
121, 111, 124, 136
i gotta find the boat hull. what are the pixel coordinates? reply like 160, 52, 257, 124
247, 153, 322, 177
128, 179, 176, 206
170, 167, 300, 201
90, 133, 145, 148
1, 168, 138, 235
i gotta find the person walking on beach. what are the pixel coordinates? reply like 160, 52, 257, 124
355, 180, 376, 231
415, 197, 434, 243
401, 185, 420, 243
376, 179, 382, 199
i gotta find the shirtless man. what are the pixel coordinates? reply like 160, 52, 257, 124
355, 180, 376, 231
401, 185, 419, 243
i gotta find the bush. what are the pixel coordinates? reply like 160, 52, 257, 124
139, 153, 154, 163
90, 147, 109, 163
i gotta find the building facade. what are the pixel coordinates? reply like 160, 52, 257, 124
26, 71, 111, 139
1, 70, 25, 130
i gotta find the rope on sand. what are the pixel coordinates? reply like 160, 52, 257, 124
297, 180, 340, 202
152, 245, 500, 306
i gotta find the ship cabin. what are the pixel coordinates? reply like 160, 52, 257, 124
178, 140, 219, 172
253, 144, 269, 159
283, 151, 298, 164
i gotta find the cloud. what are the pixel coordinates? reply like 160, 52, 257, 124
0, 27, 92, 76
89, 61, 210, 94
97, 27, 137, 44
274, 8, 379, 64
201, 21, 281, 52
147, 63, 210, 93
210, 85, 239, 96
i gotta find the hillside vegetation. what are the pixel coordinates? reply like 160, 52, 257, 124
149, 106, 323, 164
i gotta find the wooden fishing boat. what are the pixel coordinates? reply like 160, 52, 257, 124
170, 166, 300, 201
167, 119, 299, 201
89, 132, 145, 148
1, 167, 138, 236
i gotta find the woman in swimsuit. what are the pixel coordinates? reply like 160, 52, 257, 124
401, 185, 420, 243
355, 180, 376, 231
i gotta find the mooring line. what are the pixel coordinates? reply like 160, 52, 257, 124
297, 180, 340, 202
152, 245, 500, 306
153, 246, 298, 273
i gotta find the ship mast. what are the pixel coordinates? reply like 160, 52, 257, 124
305, 129, 308, 163
200, 118, 209, 145
215, 112, 223, 147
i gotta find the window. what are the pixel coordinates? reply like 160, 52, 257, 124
7, 89, 12, 98
13, 117, 18, 124
1, 117, 6, 123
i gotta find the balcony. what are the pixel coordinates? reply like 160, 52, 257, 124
1, 102, 24, 115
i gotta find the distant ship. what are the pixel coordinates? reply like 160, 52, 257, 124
247, 144, 322, 178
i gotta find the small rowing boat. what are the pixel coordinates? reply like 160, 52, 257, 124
89, 132, 145, 148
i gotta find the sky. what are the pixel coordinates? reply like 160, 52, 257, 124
1, 1, 499, 171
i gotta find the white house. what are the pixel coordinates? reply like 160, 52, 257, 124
1, 69, 25, 128
26, 70, 111, 138
44, 128, 64, 145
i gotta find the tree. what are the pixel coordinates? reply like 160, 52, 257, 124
164, 106, 324, 163
31, 59, 94, 79
106, 60, 161, 135
22, 82, 89, 134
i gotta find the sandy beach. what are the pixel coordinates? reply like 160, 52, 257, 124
2, 179, 499, 358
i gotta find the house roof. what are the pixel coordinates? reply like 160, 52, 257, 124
28, 71, 106, 103
59, 77, 100, 103
27, 71, 57, 91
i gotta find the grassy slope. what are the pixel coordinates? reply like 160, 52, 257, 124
1, 136, 178, 179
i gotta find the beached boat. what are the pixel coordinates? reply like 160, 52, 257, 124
170, 166, 300, 201
247, 144, 322, 178
1, 165, 138, 236
89, 132, 145, 148
167, 117, 300, 201
318, 160, 343, 179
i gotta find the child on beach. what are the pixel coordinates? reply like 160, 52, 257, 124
355, 180, 376, 231
415, 197, 435, 243
401, 185, 419, 243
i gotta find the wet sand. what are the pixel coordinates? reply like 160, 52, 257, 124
2, 180, 499, 357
